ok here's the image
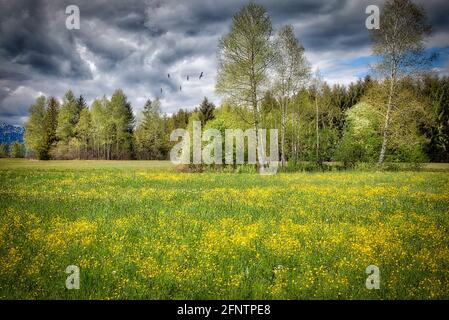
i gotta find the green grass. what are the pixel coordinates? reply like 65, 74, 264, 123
0, 159, 448, 299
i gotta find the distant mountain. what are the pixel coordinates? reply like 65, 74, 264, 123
0, 123, 25, 145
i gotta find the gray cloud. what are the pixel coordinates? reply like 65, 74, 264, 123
0, 0, 92, 79
0, 0, 448, 126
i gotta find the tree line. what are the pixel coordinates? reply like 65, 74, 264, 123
22, 73, 448, 165
0, 141, 25, 158
22, 0, 449, 165
23, 90, 217, 161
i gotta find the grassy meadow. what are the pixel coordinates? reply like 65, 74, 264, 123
0, 159, 448, 299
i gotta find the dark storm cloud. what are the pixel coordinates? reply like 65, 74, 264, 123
0, 0, 92, 79
0, 0, 448, 126
268, 0, 383, 52
0, 66, 30, 82
266, 0, 349, 22
0, 87, 9, 102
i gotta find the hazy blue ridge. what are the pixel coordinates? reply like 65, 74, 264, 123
0, 123, 24, 145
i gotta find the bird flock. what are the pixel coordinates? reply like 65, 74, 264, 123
160, 72, 204, 95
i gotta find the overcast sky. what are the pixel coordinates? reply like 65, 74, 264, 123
1, 0, 448, 126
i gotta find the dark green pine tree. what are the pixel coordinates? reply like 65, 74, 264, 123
76, 95, 88, 114
198, 97, 215, 126
43, 96, 60, 158
419, 75, 449, 162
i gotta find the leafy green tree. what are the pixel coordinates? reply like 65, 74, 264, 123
56, 90, 80, 144
370, 0, 432, 164
24, 96, 47, 159
286, 84, 341, 164
75, 108, 92, 159
110, 89, 135, 159
10, 141, 25, 158
285, 90, 304, 161
335, 102, 383, 167
91, 96, 113, 159
216, 1, 274, 156
418, 75, 449, 162
170, 109, 191, 129
273, 24, 310, 165
337, 81, 429, 166
162, 108, 194, 160
0, 143, 8, 158
203, 103, 252, 165
135, 98, 165, 159
311, 70, 324, 165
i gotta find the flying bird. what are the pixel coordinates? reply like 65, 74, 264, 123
160, 88, 163, 94
199, 72, 203, 79
187, 75, 189, 81
168, 73, 170, 78
179, 85, 182, 91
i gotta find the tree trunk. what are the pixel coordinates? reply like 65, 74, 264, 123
297, 110, 301, 161
293, 105, 300, 162
253, 97, 260, 170
281, 98, 286, 166
291, 108, 295, 162
315, 92, 320, 165
250, 54, 260, 170
378, 77, 395, 164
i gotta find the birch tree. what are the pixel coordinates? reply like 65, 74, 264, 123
310, 69, 325, 165
216, 2, 274, 164
273, 25, 310, 166
370, 0, 431, 164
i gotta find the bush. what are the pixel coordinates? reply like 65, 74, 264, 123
281, 160, 335, 172
236, 164, 257, 174
350, 162, 425, 172
352, 162, 377, 171
0, 144, 9, 158
50, 142, 78, 160
335, 140, 366, 168
390, 144, 428, 164
10, 142, 25, 158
